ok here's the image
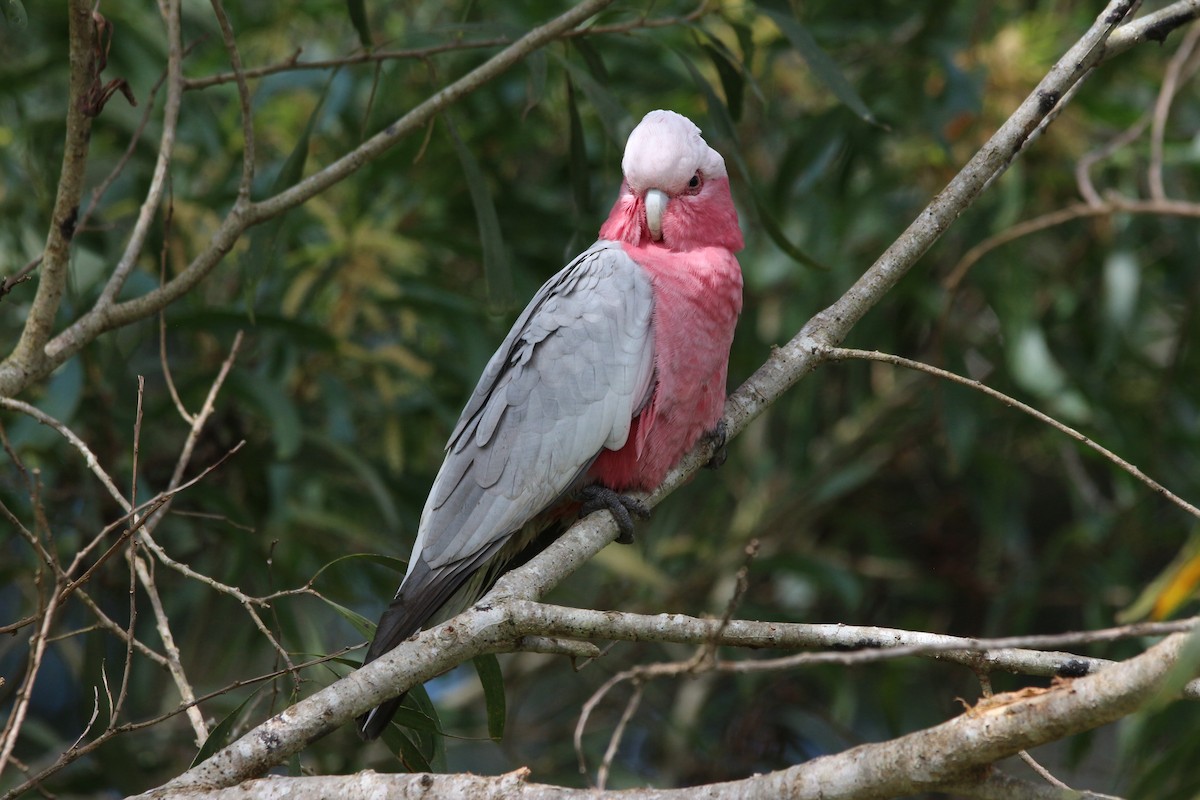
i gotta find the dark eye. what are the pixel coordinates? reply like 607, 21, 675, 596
688, 172, 701, 190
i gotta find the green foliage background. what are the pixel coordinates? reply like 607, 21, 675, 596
1, 0, 1198, 795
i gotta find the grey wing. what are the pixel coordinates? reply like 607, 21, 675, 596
410, 239, 655, 579
358, 241, 654, 739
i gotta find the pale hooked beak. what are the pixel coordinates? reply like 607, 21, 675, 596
644, 188, 668, 241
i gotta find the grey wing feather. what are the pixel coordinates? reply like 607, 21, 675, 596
412, 240, 655, 574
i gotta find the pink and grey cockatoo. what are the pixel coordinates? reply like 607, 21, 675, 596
358, 109, 744, 739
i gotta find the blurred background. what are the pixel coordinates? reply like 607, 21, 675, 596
2, 0, 1199, 796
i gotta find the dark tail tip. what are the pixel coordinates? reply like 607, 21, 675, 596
357, 695, 404, 741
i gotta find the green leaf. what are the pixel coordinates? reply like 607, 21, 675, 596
473, 654, 506, 741
404, 685, 448, 772
570, 37, 609, 84
310, 552, 408, 586
557, 55, 630, 148
234, 371, 302, 459
444, 114, 513, 314
566, 76, 592, 216
304, 432, 402, 530
241, 76, 332, 317
1, 1, 27, 27
190, 688, 265, 767
384, 725, 434, 773
701, 43, 745, 123
346, 0, 372, 49
524, 49, 547, 116
314, 594, 377, 642
761, 7, 882, 127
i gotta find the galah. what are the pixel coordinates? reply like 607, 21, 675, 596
358, 109, 744, 739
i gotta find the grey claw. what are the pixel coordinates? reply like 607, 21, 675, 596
577, 485, 649, 544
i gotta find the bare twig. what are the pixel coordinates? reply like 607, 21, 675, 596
7, 0, 95, 384
0, 555, 65, 774
0, 256, 42, 302
132, 553, 210, 745
1075, 113, 1152, 205
1149, 23, 1200, 200
0, 398, 128, 508
822, 346, 1200, 522
596, 678, 643, 791
1, 648, 358, 800
95, 0, 184, 306
208, 0, 255, 201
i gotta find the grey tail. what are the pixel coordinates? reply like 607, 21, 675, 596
356, 519, 570, 741
357, 559, 462, 740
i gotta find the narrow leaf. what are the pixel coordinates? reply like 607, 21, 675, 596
524, 49, 547, 116
444, 115, 514, 313
405, 685, 447, 772
190, 688, 265, 767
556, 56, 630, 147
571, 37, 610, 83
761, 7, 881, 127
313, 594, 377, 641
566, 77, 592, 215
702, 43, 745, 122
383, 725, 434, 773
473, 654, 506, 741
347, 0, 372, 49
241, 78, 332, 315
310, 552, 407, 585
304, 432, 403, 530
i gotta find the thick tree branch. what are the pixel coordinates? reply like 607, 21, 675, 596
136, 631, 1199, 799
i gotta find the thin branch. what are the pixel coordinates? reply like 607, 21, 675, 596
145, 330, 243, 531
1076, 112, 1152, 206
942, 195, 1200, 294
0, 398, 128, 509
131, 553, 209, 745
822, 346, 1200, 522
7, 0, 95, 382
0, 648, 359, 800
208, 0, 255, 201
596, 679, 642, 790
0, 557, 65, 775
1149, 23, 1200, 200
95, 0, 184, 307
0, 256, 42, 302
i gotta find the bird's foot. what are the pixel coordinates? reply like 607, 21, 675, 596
703, 420, 728, 470
577, 485, 649, 545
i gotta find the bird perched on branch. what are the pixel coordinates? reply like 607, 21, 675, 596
358, 109, 744, 739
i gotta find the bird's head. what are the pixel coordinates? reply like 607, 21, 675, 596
599, 110, 743, 253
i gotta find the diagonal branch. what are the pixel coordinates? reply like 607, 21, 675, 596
8, 0, 96, 382
94, 0, 184, 307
